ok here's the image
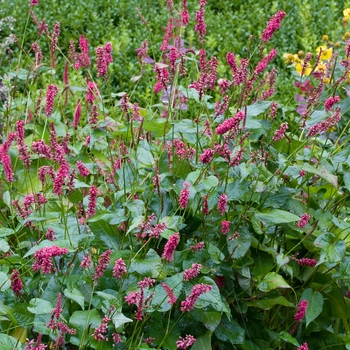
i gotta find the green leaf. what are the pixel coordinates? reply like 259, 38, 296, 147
327, 287, 349, 332
208, 243, 224, 263
314, 233, 346, 264
191, 331, 212, 350
201, 176, 219, 190
137, 146, 154, 166
27, 298, 53, 314
129, 249, 165, 278
192, 309, 222, 331
279, 331, 300, 347
69, 310, 101, 347
227, 228, 251, 259
0, 272, 11, 292
0, 239, 10, 253
258, 272, 291, 292
214, 314, 245, 345
149, 273, 183, 312
0, 334, 23, 350
255, 209, 300, 225
301, 288, 324, 326
195, 277, 224, 311
247, 296, 294, 310
246, 101, 272, 117
111, 312, 133, 329
64, 288, 85, 310
302, 163, 338, 187
173, 119, 196, 133
73, 179, 90, 188
0, 228, 14, 237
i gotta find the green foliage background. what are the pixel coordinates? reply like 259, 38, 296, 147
1, 0, 349, 103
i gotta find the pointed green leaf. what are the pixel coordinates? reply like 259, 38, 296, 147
129, 249, 165, 278
301, 288, 324, 326
279, 331, 300, 347
64, 288, 85, 310
255, 209, 299, 225
0, 272, 11, 292
27, 298, 53, 314
247, 296, 294, 310
191, 331, 212, 350
214, 314, 245, 345
258, 272, 291, 292
0, 334, 23, 350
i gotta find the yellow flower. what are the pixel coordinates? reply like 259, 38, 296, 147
323, 77, 331, 84
315, 63, 326, 73
283, 53, 300, 64
316, 46, 333, 60
344, 8, 350, 18
295, 61, 312, 76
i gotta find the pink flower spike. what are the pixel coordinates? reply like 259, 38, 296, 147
217, 193, 228, 215
93, 249, 112, 280
176, 334, 196, 349
180, 283, 212, 312
162, 232, 180, 261
179, 182, 190, 209
161, 282, 177, 304
221, 220, 230, 234
324, 96, 340, 111
294, 300, 308, 322
297, 343, 309, 350
45, 84, 59, 116
10, 269, 23, 296
86, 185, 98, 218
260, 10, 286, 42
113, 258, 127, 278
183, 263, 202, 281
296, 213, 310, 228
297, 258, 317, 267
76, 161, 90, 177
32, 246, 69, 274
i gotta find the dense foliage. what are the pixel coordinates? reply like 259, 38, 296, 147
1, 0, 349, 104
1, 1, 350, 350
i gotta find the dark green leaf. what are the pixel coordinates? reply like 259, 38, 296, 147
214, 314, 245, 345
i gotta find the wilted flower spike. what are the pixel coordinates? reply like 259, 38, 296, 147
10, 269, 23, 295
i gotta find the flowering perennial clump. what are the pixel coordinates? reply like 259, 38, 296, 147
1, 1, 349, 348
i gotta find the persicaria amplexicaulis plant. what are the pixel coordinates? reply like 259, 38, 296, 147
1, 1, 350, 349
